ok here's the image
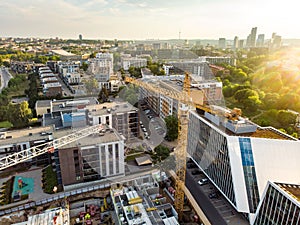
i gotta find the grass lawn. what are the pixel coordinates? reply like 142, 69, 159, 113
0, 121, 13, 128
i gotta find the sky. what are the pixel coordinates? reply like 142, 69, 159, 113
0, 0, 300, 40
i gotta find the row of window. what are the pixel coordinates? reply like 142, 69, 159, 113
254, 184, 300, 225
187, 112, 236, 206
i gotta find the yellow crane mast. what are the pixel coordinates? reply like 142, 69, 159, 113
125, 73, 192, 221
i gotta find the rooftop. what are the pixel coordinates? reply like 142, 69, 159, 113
0, 126, 53, 146
26, 207, 69, 225
51, 97, 99, 112
53, 126, 124, 148
276, 183, 300, 204
51, 49, 76, 56
43, 82, 62, 88
87, 101, 138, 116
196, 108, 298, 141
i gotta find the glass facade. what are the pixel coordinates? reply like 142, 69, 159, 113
188, 112, 236, 206
254, 183, 300, 225
239, 137, 260, 213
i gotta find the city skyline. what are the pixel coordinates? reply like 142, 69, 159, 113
0, 0, 300, 40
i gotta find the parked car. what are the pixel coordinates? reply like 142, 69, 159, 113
209, 192, 218, 199
142, 128, 147, 132
198, 178, 209, 186
191, 169, 202, 175
187, 163, 197, 169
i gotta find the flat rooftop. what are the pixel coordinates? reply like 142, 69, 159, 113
87, 101, 138, 116
0, 126, 53, 146
276, 183, 300, 203
51, 97, 99, 112
43, 82, 62, 88
53, 126, 124, 148
195, 109, 297, 141
51, 49, 76, 56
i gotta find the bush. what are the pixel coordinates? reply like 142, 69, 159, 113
42, 165, 58, 194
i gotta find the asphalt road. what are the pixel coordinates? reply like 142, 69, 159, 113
0, 67, 13, 93
186, 171, 227, 225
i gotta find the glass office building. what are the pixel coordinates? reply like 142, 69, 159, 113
187, 108, 300, 224
254, 182, 300, 225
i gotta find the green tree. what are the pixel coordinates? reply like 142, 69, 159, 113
277, 110, 297, 128
234, 88, 259, 103
151, 145, 170, 164
164, 115, 178, 141
80, 62, 88, 71
98, 86, 109, 103
7, 101, 32, 128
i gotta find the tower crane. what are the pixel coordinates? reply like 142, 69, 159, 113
0, 124, 105, 171
125, 73, 193, 221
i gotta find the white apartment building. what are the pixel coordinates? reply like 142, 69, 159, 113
121, 56, 147, 70
57, 61, 80, 76
88, 53, 114, 82
55, 126, 125, 186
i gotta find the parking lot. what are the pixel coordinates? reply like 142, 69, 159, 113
186, 160, 249, 225
138, 102, 166, 148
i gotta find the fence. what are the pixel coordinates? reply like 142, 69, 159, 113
0, 182, 111, 216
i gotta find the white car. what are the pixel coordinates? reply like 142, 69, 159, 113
198, 178, 209, 186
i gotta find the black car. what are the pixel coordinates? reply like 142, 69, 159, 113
209, 192, 218, 199
187, 163, 197, 169
191, 169, 201, 175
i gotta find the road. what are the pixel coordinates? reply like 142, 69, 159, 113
0, 67, 13, 93
185, 171, 227, 225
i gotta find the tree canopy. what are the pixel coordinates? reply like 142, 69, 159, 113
164, 115, 178, 141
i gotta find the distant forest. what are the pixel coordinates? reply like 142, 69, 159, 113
216, 48, 300, 138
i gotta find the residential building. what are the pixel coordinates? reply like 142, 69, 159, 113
0, 126, 54, 168
121, 55, 147, 70
250, 27, 257, 47
270, 33, 282, 49
256, 34, 265, 47
53, 126, 125, 186
187, 107, 300, 224
233, 36, 239, 50
202, 56, 236, 66
139, 75, 221, 119
43, 82, 62, 97
87, 102, 139, 141
218, 38, 226, 49
41, 77, 58, 84
238, 40, 244, 49
253, 181, 300, 224
88, 53, 113, 83
57, 61, 80, 76
170, 59, 214, 78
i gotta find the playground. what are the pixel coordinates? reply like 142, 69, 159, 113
12, 176, 34, 201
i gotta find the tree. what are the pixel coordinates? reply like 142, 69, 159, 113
164, 115, 178, 141
80, 62, 88, 71
277, 110, 297, 128
7, 101, 32, 128
98, 86, 109, 103
151, 145, 170, 164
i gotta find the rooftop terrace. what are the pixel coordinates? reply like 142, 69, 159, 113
276, 183, 300, 204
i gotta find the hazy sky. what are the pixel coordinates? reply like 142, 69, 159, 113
0, 0, 299, 40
